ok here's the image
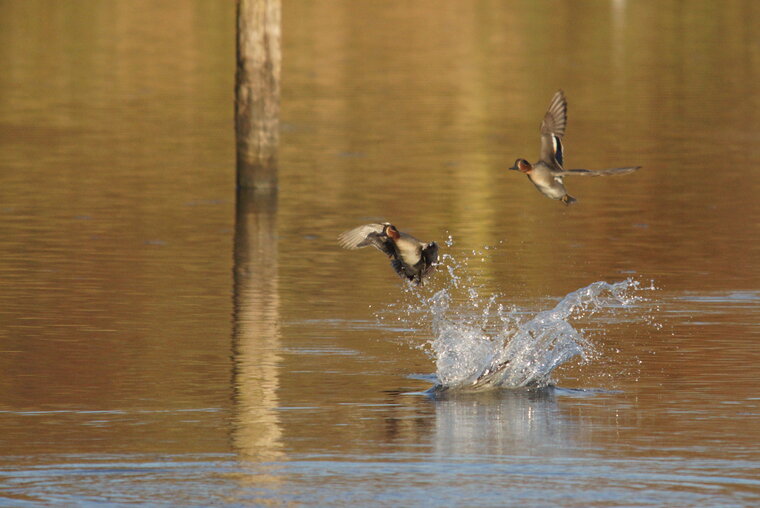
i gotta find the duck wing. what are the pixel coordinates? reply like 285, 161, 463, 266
338, 223, 395, 257
558, 166, 641, 177
539, 90, 568, 168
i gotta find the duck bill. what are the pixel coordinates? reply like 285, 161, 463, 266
508, 164, 519, 171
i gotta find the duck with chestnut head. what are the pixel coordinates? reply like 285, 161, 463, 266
338, 222, 438, 285
509, 90, 641, 205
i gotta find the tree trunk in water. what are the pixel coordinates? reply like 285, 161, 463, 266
235, 0, 281, 190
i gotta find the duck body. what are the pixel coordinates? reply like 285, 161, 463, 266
509, 90, 641, 205
523, 160, 575, 204
338, 222, 438, 285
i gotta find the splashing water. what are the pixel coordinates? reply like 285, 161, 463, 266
382, 243, 651, 392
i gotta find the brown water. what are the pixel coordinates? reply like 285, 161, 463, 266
1, 0, 759, 505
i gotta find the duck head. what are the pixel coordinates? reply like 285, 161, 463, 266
383, 223, 401, 241
509, 158, 533, 174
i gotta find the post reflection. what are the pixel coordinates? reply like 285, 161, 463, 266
429, 389, 581, 457
231, 188, 285, 473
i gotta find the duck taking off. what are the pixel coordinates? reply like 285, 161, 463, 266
509, 90, 641, 205
338, 223, 438, 285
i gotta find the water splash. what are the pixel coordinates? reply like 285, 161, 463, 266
381, 246, 650, 392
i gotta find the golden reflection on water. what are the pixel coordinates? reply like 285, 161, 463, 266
231, 189, 285, 478
0, 0, 758, 504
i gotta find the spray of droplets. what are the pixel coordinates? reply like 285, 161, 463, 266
377, 237, 655, 392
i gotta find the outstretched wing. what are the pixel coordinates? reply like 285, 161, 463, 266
559, 166, 641, 177
539, 90, 568, 167
338, 223, 394, 257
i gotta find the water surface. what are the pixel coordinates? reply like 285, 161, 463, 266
0, 0, 758, 505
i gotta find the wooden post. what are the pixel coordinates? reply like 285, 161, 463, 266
235, 0, 281, 189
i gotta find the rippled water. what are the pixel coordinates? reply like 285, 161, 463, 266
1, 0, 759, 506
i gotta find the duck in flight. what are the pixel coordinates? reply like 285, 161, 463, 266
509, 90, 641, 205
338, 222, 438, 285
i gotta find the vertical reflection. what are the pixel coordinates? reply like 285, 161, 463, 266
231, 188, 284, 471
